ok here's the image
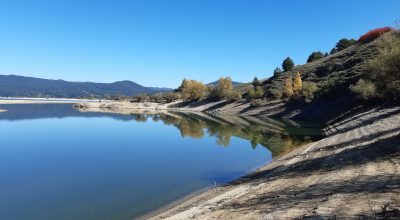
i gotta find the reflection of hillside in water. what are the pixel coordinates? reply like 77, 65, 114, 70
133, 112, 324, 158
0, 103, 324, 158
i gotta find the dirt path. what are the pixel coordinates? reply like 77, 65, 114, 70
149, 106, 400, 219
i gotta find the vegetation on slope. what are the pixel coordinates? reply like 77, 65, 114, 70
126, 26, 399, 122
350, 30, 399, 100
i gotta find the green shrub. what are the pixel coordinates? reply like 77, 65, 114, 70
248, 86, 264, 99
349, 79, 377, 100
224, 90, 242, 101
299, 82, 319, 102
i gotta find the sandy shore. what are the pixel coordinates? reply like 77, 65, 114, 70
148, 106, 400, 219
73, 99, 287, 116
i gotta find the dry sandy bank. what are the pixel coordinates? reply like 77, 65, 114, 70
73, 99, 287, 116
148, 106, 400, 219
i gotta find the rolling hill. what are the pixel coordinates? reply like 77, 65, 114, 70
207, 80, 242, 87
0, 75, 172, 98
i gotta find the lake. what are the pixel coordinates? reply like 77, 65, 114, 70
0, 104, 323, 220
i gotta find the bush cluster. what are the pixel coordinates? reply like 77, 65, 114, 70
358, 27, 393, 44
247, 77, 265, 99
208, 77, 241, 101
349, 79, 377, 100
132, 92, 182, 103
350, 31, 400, 100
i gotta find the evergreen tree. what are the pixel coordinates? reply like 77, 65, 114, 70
273, 67, 283, 77
336, 38, 356, 51
252, 77, 261, 88
282, 57, 294, 72
307, 51, 325, 63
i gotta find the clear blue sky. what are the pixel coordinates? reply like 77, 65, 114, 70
0, 0, 398, 87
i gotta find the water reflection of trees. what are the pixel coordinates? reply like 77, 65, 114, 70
131, 112, 322, 157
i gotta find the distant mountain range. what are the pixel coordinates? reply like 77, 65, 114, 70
0, 75, 173, 98
207, 80, 243, 87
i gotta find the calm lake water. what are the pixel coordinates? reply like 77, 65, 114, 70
0, 104, 323, 220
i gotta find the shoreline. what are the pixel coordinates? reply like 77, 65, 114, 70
147, 106, 400, 219
0, 98, 288, 119
145, 143, 314, 220
137, 160, 271, 220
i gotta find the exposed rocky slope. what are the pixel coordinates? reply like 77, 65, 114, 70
149, 106, 400, 220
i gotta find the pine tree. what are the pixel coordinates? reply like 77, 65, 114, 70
336, 38, 356, 51
282, 57, 294, 72
307, 51, 324, 63
273, 67, 283, 77
252, 77, 261, 89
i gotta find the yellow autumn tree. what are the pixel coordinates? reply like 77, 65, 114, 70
180, 79, 207, 100
293, 72, 302, 92
284, 77, 294, 97
211, 76, 235, 100
218, 77, 233, 91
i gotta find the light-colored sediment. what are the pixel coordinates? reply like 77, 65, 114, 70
73, 101, 181, 115
73, 99, 287, 116
148, 106, 400, 219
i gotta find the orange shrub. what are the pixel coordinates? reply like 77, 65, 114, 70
358, 27, 393, 43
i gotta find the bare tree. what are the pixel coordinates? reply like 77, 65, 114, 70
395, 18, 400, 29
